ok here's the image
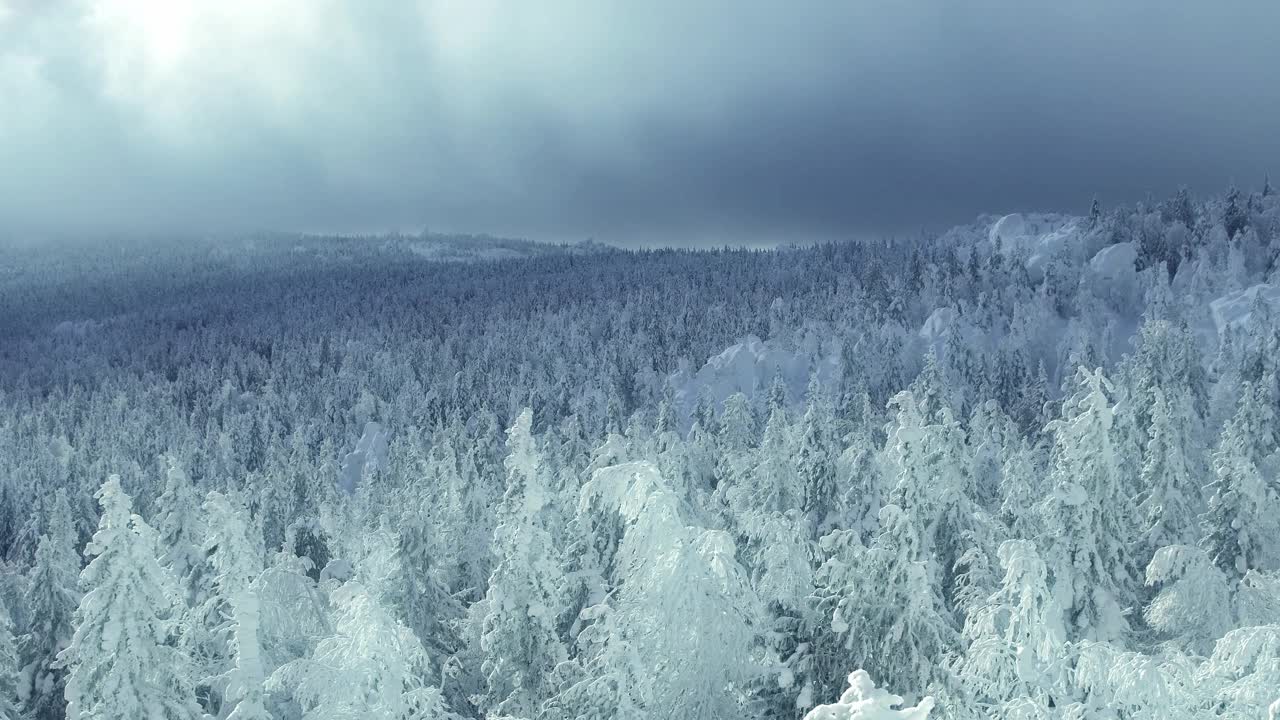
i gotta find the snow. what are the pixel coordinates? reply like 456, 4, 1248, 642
988, 213, 1083, 280
319, 558, 354, 583
51, 319, 102, 339
669, 334, 839, 427
918, 307, 957, 353
1087, 242, 1139, 307
1209, 283, 1280, 333
803, 670, 934, 720
339, 421, 389, 495
988, 212, 1028, 245
1089, 242, 1137, 281
579, 461, 668, 524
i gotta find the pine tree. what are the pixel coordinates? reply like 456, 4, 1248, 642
155, 458, 203, 582
1199, 626, 1280, 719
883, 390, 985, 610
477, 408, 568, 718
545, 602, 648, 720
768, 371, 790, 414
1038, 368, 1136, 641
267, 581, 444, 720
253, 526, 331, 682
1201, 381, 1280, 579
201, 491, 268, 720
797, 374, 840, 538
393, 513, 463, 668
997, 436, 1043, 541
1136, 386, 1206, 557
712, 392, 757, 508
832, 505, 957, 694
950, 540, 1069, 717
0, 598, 21, 720
1224, 185, 1248, 239
739, 406, 798, 521
835, 396, 883, 541
21, 491, 80, 720
57, 476, 199, 720
576, 461, 762, 719
617, 522, 759, 718
1143, 545, 1232, 653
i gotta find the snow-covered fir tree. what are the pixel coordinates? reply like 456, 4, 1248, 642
20, 491, 80, 720
1201, 379, 1280, 579
476, 409, 568, 718
57, 476, 200, 720
1038, 367, 1137, 641
0, 598, 21, 720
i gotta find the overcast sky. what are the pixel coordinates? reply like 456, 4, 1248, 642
2, 1, 1278, 246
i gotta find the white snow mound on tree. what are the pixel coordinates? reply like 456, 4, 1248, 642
803, 669, 934, 720
1089, 242, 1137, 281
1210, 283, 1280, 333
670, 334, 839, 425
918, 307, 958, 351
988, 213, 1082, 280
339, 421, 389, 495
1087, 242, 1139, 305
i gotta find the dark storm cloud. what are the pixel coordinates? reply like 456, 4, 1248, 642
2, 1, 1278, 245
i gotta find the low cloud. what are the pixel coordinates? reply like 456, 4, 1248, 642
2, 0, 1278, 245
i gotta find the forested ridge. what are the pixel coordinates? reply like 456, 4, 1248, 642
2, 184, 1280, 719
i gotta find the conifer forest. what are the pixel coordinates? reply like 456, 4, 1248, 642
3, 186, 1280, 719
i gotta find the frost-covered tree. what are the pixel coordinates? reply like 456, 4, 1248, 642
997, 436, 1043, 541
1136, 385, 1207, 556
254, 527, 330, 682
267, 581, 444, 720
391, 513, 463, 669
797, 374, 840, 538
477, 408, 568, 717
710, 392, 758, 528
574, 461, 762, 719
883, 389, 987, 611
57, 476, 199, 720
832, 505, 956, 694
834, 391, 884, 540
615, 510, 760, 719
1143, 545, 1232, 653
21, 491, 80, 720
1069, 643, 1200, 720
155, 458, 203, 582
200, 491, 267, 720
545, 602, 649, 720
1235, 570, 1280, 627
726, 405, 798, 538
1038, 367, 1136, 640
950, 540, 1069, 716
1198, 625, 1280, 719
1201, 380, 1280, 579
0, 598, 21, 720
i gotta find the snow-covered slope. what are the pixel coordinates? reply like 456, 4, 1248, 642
1210, 283, 1280, 333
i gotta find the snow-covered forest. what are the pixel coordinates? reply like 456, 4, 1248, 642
2, 184, 1280, 719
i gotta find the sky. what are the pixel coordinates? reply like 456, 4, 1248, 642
2, 1, 1279, 246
